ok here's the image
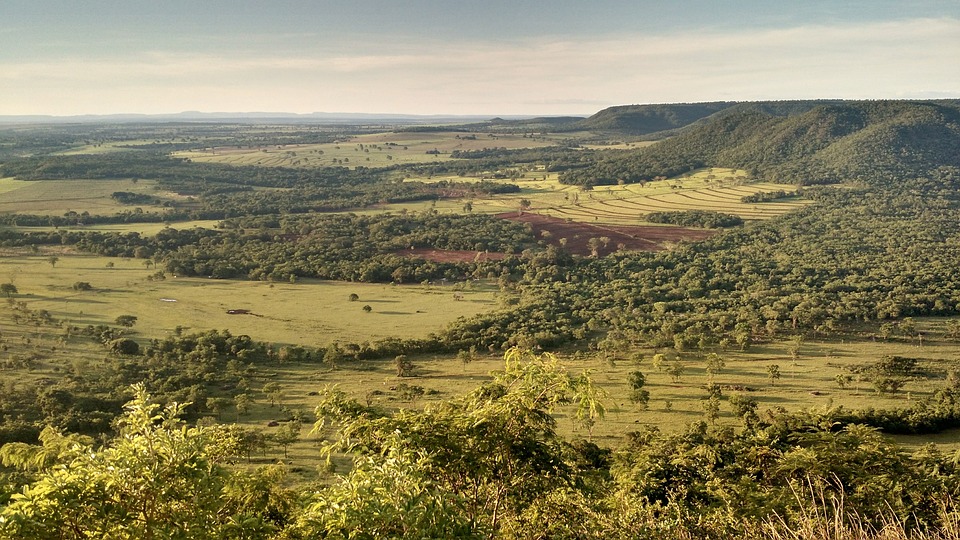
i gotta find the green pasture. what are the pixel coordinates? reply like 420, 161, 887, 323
0, 177, 172, 216
173, 131, 575, 169
13, 220, 222, 236
0, 250, 500, 347
222, 324, 960, 471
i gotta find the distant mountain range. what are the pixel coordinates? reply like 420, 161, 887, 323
0, 111, 544, 124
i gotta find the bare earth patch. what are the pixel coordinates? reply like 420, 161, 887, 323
498, 212, 716, 257
395, 248, 507, 263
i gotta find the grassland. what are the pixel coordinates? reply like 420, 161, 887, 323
0, 177, 173, 216
174, 131, 579, 169
0, 250, 499, 347
218, 324, 960, 471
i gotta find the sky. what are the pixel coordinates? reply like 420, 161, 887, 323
1, 0, 959, 117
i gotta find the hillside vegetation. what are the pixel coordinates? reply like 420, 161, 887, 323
560, 100, 960, 186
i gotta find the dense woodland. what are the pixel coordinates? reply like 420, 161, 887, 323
3, 100, 960, 538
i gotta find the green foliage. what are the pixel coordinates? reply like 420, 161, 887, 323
561, 101, 960, 187
286, 450, 481, 539
646, 209, 744, 228
313, 348, 608, 533
108, 337, 140, 356
114, 314, 138, 327
0, 384, 282, 539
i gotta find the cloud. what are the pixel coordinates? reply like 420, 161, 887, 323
2, 17, 958, 114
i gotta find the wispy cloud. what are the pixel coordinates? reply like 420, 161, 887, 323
2, 17, 958, 114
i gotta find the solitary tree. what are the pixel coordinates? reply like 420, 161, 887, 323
0, 283, 17, 297
395, 355, 414, 377
47, 256, 59, 268
705, 353, 725, 378
115, 315, 138, 327
667, 361, 685, 383
767, 364, 782, 386
628, 370, 649, 409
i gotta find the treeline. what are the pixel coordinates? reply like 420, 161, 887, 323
2, 212, 536, 283
645, 210, 744, 228
740, 189, 799, 203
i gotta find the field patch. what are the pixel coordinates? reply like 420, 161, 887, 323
0, 251, 500, 346
0, 178, 168, 216
499, 212, 714, 256
174, 131, 576, 169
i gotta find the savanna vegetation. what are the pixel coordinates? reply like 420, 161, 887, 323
2, 99, 960, 538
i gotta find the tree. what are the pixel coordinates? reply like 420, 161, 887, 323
312, 348, 607, 533
263, 382, 283, 407
0, 384, 281, 538
651, 353, 666, 372
767, 364, 781, 386
628, 370, 649, 409
272, 421, 301, 459
395, 354, 414, 377
789, 334, 804, 361
348, 293, 360, 302
457, 348, 475, 370
47, 256, 59, 268
206, 396, 231, 420
518, 198, 532, 215
667, 361, 685, 383
702, 395, 721, 423
362, 304, 372, 313
234, 393, 251, 421
0, 283, 16, 297
728, 393, 759, 425
108, 338, 140, 356
705, 353, 725, 379
286, 449, 479, 539
115, 314, 138, 327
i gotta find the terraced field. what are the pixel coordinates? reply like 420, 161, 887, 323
543, 183, 808, 224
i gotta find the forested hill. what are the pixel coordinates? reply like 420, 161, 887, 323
560, 100, 960, 186
577, 101, 737, 135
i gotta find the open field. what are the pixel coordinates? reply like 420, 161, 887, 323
0, 250, 500, 347
174, 131, 580, 169
230, 327, 960, 470
13, 220, 223, 236
0, 177, 172, 216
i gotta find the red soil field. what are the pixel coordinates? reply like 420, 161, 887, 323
500, 212, 715, 257
398, 213, 716, 263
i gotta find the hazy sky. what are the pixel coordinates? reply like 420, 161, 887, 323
2, 0, 959, 116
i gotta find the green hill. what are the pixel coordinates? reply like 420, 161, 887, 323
560, 100, 960, 186
576, 101, 737, 135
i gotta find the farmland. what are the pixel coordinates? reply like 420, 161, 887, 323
2, 101, 960, 538
174, 130, 576, 169
0, 177, 172, 215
